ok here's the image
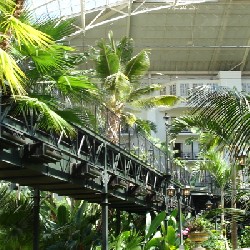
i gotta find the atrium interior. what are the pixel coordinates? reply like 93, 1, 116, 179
0, 0, 250, 249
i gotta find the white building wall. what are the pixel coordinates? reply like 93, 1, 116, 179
140, 71, 247, 160
217, 71, 242, 91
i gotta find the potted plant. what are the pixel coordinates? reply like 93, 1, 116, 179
186, 216, 212, 248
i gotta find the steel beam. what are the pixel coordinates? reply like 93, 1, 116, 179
102, 143, 109, 250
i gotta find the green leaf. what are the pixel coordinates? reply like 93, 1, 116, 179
0, 47, 26, 95
146, 211, 166, 240
57, 205, 68, 226
132, 95, 178, 108
125, 50, 150, 81
165, 226, 176, 246
144, 237, 163, 250
117, 36, 134, 64
15, 95, 76, 137
35, 17, 76, 40
58, 75, 96, 91
96, 40, 120, 78
4, 14, 54, 48
187, 87, 250, 156
128, 84, 162, 102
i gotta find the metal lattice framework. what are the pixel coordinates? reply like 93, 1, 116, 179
0, 96, 220, 215
0, 96, 176, 212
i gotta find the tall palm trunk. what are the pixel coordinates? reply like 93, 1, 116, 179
107, 114, 120, 144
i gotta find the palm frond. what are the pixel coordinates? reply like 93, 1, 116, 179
187, 86, 250, 156
58, 75, 97, 91
122, 112, 137, 127
171, 115, 230, 147
117, 36, 134, 64
15, 95, 76, 137
3, 14, 54, 48
135, 119, 157, 135
104, 72, 131, 98
0, 47, 26, 95
0, 0, 15, 14
201, 148, 231, 188
96, 40, 120, 78
128, 84, 163, 102
34, 17, 76, 40
22, 44, 74, 74
125, 50, 150, 81
132, 95, 178, 108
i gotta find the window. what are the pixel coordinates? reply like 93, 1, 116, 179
242, 82, 250, 93
180, 83, 189, 96
169, 84, 176, 95
160, 86, 166, 95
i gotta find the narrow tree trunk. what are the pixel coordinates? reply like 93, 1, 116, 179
106, 112, 120, 144
221, 189, 230, 250
231, 163, 238, 249
221, 189, 225, 234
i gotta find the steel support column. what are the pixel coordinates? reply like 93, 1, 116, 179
33, 188, 40, 250
102, 143, 109, 250
101, 193, 108, 250
115, 209, 121, 236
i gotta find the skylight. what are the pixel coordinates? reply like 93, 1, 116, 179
25, 0, 217, 20
25, 0, 128, 19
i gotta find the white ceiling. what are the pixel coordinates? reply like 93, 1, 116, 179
28, 0, 250, 75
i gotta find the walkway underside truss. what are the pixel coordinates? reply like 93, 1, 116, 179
0, 105, 170, 213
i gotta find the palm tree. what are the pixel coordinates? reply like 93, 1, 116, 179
186, 86, 250, 157
19, 14, 99, 134
0, 0, 97, 137
171, 86, 250, 249
91, 31, 178, 142
197, 135, 231, 249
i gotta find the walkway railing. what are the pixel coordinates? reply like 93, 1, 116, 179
70, 100, 169, 175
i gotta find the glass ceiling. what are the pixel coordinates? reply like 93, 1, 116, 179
26, 0, 217, 20
25, 0, 128, 19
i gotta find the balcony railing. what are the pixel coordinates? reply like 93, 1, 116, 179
174, 152, 200, 160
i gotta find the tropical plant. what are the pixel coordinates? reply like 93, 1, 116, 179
0, 185, 33, 250
91, 31, 178, 142
197, 134, 231, 235
171, 86, 250, 249
107, 230, 143, 250
201, 230, 227, 250
40, 199, 101, 249
143, 210, 181, 250
185, 216, 212, 233
0, 0, 97, 137
239, 225, 250, 248
185, 86, 250, 157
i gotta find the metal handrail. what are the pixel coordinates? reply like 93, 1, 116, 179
70, 100, 169, 174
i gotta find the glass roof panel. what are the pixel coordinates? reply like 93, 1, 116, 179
25, 0, 128, 19
26, 0, 217, 19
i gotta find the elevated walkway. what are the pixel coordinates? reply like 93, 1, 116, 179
0, 104, 170, 213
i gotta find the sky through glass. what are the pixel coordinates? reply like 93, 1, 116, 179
25, 0, 218, 20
